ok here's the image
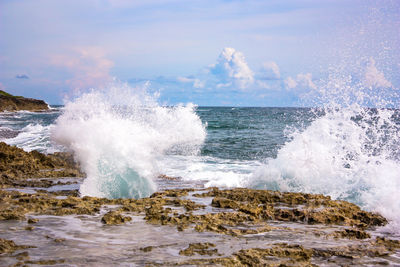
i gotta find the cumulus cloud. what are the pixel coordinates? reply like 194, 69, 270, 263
284, 76, 297, 89
284, 73, 316, 90
209, 47, 254, 89
177, 76, 204, 88
260, 61, 280, 80
50, 47, 114, 90
364, 57, 392, 88
16, 74, 29, 79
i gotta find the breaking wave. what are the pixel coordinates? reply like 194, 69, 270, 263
51, 83, 206, 199
250, 72, 400, 232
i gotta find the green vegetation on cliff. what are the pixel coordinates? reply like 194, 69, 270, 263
0, 90, 49, 112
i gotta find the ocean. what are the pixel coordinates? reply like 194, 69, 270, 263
1, 85, 399, 235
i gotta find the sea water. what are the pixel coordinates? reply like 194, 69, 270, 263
0, 83, 399, 233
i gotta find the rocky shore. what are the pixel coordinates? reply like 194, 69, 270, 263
0, 142, 84, 189
0, 91, 49, 112
0, 142, 399, 266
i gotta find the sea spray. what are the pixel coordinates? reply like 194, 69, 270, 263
51, 84, 206, 199
250, 71, 400, 232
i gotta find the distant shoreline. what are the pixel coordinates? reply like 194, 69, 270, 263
0, 90, 49, 112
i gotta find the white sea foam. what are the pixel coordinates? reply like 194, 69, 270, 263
158, 155, 260, 188
251, 72, 400, 232
2, 123, 62, 153
51, 83, 206, 199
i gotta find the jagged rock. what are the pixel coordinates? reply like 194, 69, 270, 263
0, 142, 84, 188
0, 238, 27, 254
332, 228, 371, 239
179, 243, 313, 266
179, 243, 218, 256
101, 211, 132, 225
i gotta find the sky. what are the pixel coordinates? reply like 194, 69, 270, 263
0, 0, 399, 106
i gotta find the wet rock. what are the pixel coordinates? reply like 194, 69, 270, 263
0, 187, 398, 266
178, 243, 313, 266
195, 188, 387, 228
158, 174, 181, 181
140, 246, 153, 252
101, 211, 132, 225
27, 218, 39, 224
15, 251, 30, 261
374, 236, 400, 251
332, 228, 371, 239
25, 259, 65, 265
179, 242, 218, 256
0, 238, 27, 254
211, 197, 240, 209
0, 142, 84, 187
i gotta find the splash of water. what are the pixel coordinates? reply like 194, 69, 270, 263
250, 68, 400, 232
51, 83, 206, 199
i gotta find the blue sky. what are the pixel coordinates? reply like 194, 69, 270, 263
0, 0, 399, 106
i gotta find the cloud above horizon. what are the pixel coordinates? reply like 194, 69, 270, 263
209, 47, 254, 90
284, 73, 316, 91
0, 0, 398, 105
259, 62, 280, 80
50, 47, 114, 92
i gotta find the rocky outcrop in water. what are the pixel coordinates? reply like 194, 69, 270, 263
0, 142, 84, 188
0, 90, 49, 112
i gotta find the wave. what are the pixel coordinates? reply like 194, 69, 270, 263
1, 123, 63, 153
250, 71, 400, 233
51, 83, 206, 199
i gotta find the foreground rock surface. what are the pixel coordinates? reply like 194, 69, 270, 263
0, 90, 49, 112
0, 185, 399, 266
0, 145, 398, 266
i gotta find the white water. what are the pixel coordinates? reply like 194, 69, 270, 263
251, 72, 400, 232
51, 84, 206, 199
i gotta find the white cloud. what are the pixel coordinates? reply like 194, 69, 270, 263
284, 76, 297, 89
364, 57, 392, 88
50, 47, 114, 91
284, 73, 316, 90
260, 61, 280, 79
210, 47, 254, 89
177, 76, 204, 88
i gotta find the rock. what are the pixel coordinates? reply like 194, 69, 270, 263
332, 228, 371, 239
101, 211, 132, 225
140, 246, 153, 252
157, 174, 181, 181
179, 243, 218, 256
179, 243, 313, 266
0, 142, 84, 187
211, 197, 240, 209
0, 238, 26, 254
27, 218, 38, 224
0, 90, 49, 112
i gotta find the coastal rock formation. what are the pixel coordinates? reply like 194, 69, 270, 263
0, 144, 397, 266
101, 211, 132, 225
0, 238, 26, 254
0, 142, 84, 188
0, 186, 399, 266
0, 90, 49, 112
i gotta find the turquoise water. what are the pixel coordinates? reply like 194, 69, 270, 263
1, 103, 400, 232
